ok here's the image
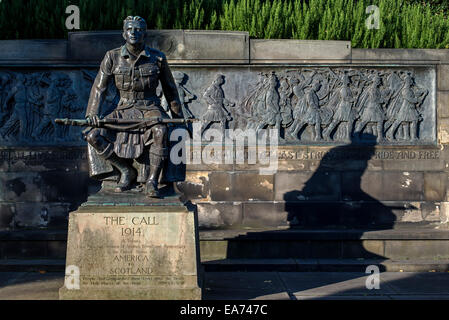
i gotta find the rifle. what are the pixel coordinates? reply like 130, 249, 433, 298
55, 117, 198, 132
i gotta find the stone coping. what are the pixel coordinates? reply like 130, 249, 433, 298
1, 30, 449, 65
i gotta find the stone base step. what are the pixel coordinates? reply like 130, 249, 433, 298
1, 258, 448, 273
1, 227, 449, 260
203, 258, 449, 272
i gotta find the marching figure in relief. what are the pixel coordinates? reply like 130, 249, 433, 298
354, 72, 388, 142
60, 76, 81, 140
0, 73, 12, 123
323, 72, 358, 142
172, 71, 195, 119
253, 72, 282, 136
26, 73, 45, 138
287, 79, 326, 141
278, 77, 293, 129
0, 73, 28, 140
386, 72, 428, 141
201, 74, 233, 135
32, 73, 64, 140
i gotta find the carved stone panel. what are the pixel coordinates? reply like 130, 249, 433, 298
0, 66, 435, 146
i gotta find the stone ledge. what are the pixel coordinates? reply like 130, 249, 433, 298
352, 48, 449, 64
250, 39, 351, 62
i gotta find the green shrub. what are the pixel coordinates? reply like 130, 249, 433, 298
0, 0, 448, 48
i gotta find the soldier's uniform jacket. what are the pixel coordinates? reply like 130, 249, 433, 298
86, 45, 180, 117
85, 45, 182, 160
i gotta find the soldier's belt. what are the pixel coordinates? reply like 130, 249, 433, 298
119, 91, 159, 101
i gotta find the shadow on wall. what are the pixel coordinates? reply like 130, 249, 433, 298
199, 133, 407, 299
209, 135, 399, 258
284, 132, 397, 229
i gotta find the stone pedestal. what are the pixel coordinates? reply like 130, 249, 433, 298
59, 203, 202, 300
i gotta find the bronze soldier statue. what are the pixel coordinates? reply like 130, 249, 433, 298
84, 16, 183, 198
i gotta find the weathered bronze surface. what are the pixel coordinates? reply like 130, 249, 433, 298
80, 16, 184, 199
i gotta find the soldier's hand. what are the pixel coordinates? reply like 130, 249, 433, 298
86, 115, 100, 127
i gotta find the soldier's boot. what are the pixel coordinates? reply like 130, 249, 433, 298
107, 153, 137, 193
86, 130, 136, 192
146, 151, 166, 198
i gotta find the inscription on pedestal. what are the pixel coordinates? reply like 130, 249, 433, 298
60, 207, 202, 299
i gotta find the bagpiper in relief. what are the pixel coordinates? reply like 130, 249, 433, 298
201, 74, 233, 135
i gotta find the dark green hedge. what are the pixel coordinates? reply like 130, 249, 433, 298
1, 0, 449, 48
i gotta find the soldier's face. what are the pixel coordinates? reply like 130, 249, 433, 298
123, 22, 146, 45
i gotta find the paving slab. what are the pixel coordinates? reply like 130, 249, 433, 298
0, 271, 448, 300
380, 272, 449, 295
0, 272, 63, 300
204, 289, 291, 300
295, 295, 392, 300
279, 272, 397, 297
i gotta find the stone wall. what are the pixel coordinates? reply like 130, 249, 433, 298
0, 30, 448, 231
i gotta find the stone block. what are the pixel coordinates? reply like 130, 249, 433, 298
440, 202, 449, 224
40, 171, 90, 203
0, 172, 42, 202
340, 202, 376, 226
0, 40, 67, 65
59, 205, 202, 300
13, 202, 50, 228
424, 172, 447, 201
384, 240, 449, 260
438, 64, 449, 90
0, 204, 14, 230
438, 118, 449, 144
382, 172, 424, 201
233, 173, 274, 201
2, 241, 47, 259
342, 171, 383, 201
197, 202, 243, 228
208, 172, 274, 201
47, 240, 67, 259
437, 90, 449, 118
225, 240, 295, 259
68, 30, 249, 64
181, 30, 249, 63
341, 240, 385, 259
421, 202, 441, 222
208, 172, 232, 201
250, 40, 351, 62
200, 240, 228, 261
307, 241, 342, 259
242, 202, 288, 227
275, 171, 340, 201
352, 48, 449, 63
382, 159, 445, 171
